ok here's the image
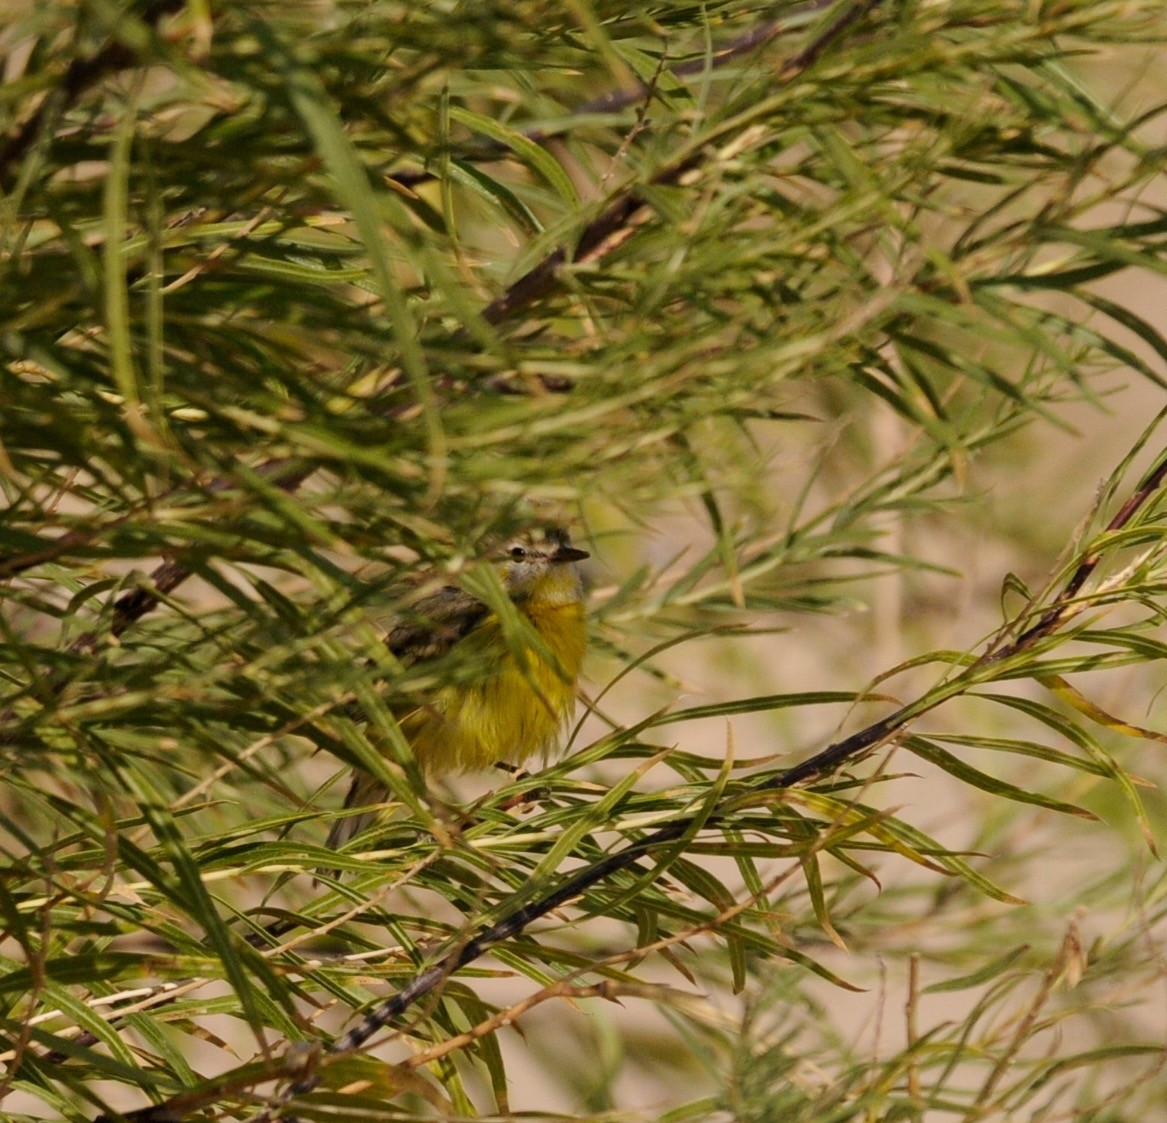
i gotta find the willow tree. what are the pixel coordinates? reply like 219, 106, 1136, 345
3, 2, 1167, 1120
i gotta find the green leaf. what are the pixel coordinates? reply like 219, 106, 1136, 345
448, 105, 581, 209
903, 735, 1098, 819
922, 946, 1030, 994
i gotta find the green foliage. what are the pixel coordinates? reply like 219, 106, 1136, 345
3, 0, 1167, 1120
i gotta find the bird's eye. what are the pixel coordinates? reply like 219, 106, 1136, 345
509, 546, 527, 560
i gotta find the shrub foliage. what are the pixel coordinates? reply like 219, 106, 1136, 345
3, 1, 1167, 1120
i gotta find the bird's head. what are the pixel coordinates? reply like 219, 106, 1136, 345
497, 526, 589, 605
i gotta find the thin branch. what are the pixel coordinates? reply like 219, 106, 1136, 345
231, 438, 1165, 1123
1004, 451, 1167, 654
3, 0, 885, 728
84, 4, 892, 1119
482, 0, 886, 331
968, 919, 1084, 1116
388, 0, 838, 189
397, 978, 676, 1071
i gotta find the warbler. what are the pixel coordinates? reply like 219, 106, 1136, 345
327, 526, 589, 853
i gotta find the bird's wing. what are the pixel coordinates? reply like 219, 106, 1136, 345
326, 585, 490, 857
384, 584, 490, 664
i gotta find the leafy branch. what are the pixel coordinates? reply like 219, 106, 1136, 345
5, 0, 1167, 1120
98, 431, 1167, 1121
0, 0, 877, 665
388, 0, 840, 189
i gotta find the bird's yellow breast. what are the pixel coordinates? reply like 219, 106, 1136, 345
403, 588, 587, 775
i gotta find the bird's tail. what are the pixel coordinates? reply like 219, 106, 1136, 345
325, 771, 389, 856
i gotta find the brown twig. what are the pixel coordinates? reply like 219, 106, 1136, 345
482, 0, 885, 332
968, 919, 1084, 1116
397, 978, 666, 1071
388, 0, 837, 189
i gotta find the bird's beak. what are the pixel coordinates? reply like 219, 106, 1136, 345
552, 545, 589, 564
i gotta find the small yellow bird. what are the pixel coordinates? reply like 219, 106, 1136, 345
327, 526, 589, 853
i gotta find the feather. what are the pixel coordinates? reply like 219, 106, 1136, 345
323, 530, 589, 868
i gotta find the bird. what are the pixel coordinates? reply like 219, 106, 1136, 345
326, 525, 589, 856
